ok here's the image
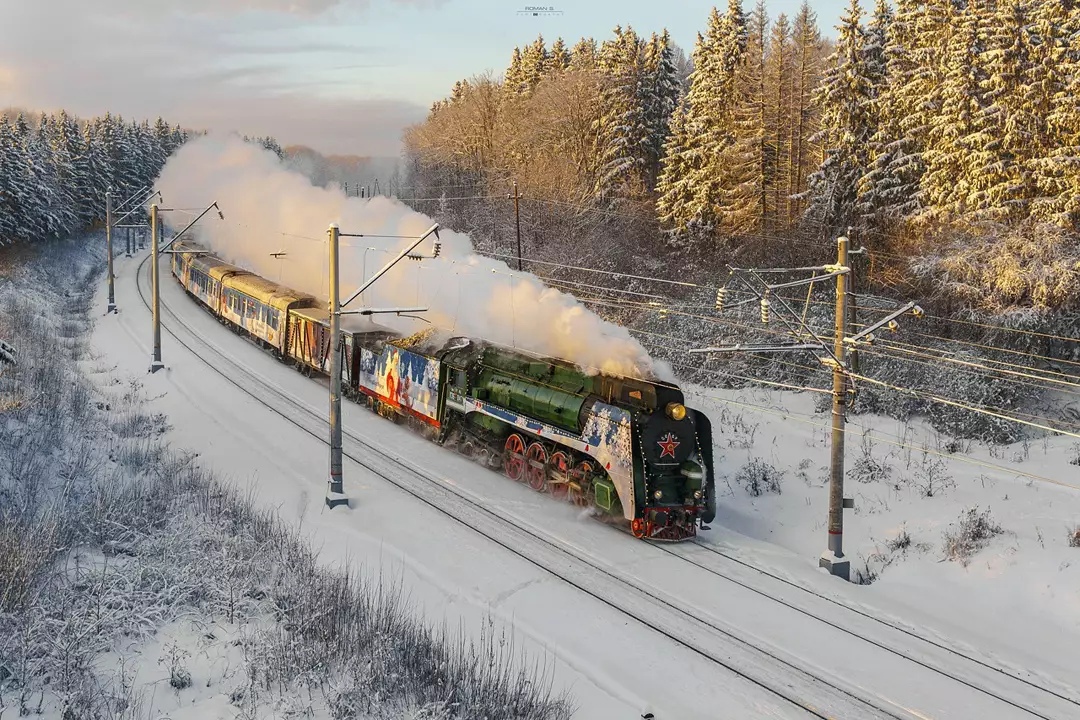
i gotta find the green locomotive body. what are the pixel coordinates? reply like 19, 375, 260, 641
439, 339, 716, 541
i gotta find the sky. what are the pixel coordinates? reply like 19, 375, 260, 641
0, 0, 845, 158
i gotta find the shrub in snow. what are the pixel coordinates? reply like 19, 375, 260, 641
735, 458, 783, 497
1069, 526, 1080, 548
852, 550, 894, 585
942, 507, 1005, 566
160, 641, 192, 690
912, 451, 956, 498
1070, 443, 1080, 467
851, 431, 893, 485
886, 527, 912, 552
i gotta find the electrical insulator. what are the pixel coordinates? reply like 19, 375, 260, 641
760, 296, 770, 324
715, 287, 727, 313
433, 241, 442, 258
887, 319, 899, 332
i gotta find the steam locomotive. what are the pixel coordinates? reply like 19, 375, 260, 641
171, 241, 716, 540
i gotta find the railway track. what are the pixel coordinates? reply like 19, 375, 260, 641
135, 253, 1071, 719
653, 540, 1080, 720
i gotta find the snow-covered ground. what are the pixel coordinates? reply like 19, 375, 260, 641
688, 382, 1080, 685
70, 244, 1080, 719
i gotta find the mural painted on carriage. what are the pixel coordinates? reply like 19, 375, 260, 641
581, 403, 634, 518
358, 345, 440, 421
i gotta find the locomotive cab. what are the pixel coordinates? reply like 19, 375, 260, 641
630, 385, 715, 541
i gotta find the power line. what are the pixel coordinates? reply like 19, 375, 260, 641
669, 366, 1080, 493
900, 330, 1080, 376
851, 372, 1080, 441
873, 340, 1080, 394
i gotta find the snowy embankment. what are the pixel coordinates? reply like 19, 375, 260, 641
684, 382, 1080, 684
0, 237, 571, 720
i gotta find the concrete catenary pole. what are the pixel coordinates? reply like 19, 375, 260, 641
106, 189, 116, 313
150, 203, 163, 373
509, 180, 523, 271
326, 222, 346, 508
821, 235, 851, 580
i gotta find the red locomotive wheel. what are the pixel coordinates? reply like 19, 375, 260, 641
503, 434, 527, 481
569, 459, 594, 506
525, 442, 548, 491
631, 517, 648, 539
546, 451, 571, 500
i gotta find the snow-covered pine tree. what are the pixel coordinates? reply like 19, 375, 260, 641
140, 121, 158, 181
655, 1, 748, 244
548, 37, 572, 75
520, 36, 549, 94
727, 0, 770, 235
82, 117, 110, 224
120, 121, 145, 196
641, 29, 680, 188
171, 123, 187, 150
968, 0, 1036, 221
1030, 0, 1080, 226
0, 115, 20, 242
853, 0, 891, 222
259, 136, 285, 160
152, 117, 173, 169
766, 12, 794, 227
503, 47, 527, 98
594, 25, 648, 204
803, 0, 874, 234
16, 113, 57, 239
56, 112, 94, 227
31, 114, 61, 237
654, 93, 696, 240
920, 0, 984, 218
788, 1, 824, 219
45, 110, 82, 234
856, 0, 926, 225
569, 37, 598, 71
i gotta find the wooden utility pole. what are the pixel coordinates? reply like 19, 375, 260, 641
821, 235, 851, 581
508, 181, 523, 271
105, 189, 116, 314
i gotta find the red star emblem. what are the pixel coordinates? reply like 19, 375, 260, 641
657, 432, 680, 459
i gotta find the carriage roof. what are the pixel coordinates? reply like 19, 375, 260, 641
190, 254, 251, 283
290, 306, 382, 335
223, 272, 317, 312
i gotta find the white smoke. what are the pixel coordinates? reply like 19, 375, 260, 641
152, 133, 672, 381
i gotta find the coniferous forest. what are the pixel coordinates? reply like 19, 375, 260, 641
0, 110, 283, 246
402, 0, 1080, 324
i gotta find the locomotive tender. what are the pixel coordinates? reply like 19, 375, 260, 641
171, 241, 716, 540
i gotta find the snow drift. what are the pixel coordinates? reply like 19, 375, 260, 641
151, 133, 669, 380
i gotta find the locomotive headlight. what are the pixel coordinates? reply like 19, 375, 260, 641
693, 490, 703, 500
666, 402, 686, 421
653, 490, 663, 500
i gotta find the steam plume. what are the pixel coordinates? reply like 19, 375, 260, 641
152, 133, 671, 380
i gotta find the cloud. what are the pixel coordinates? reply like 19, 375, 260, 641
0, 0, 435, 155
